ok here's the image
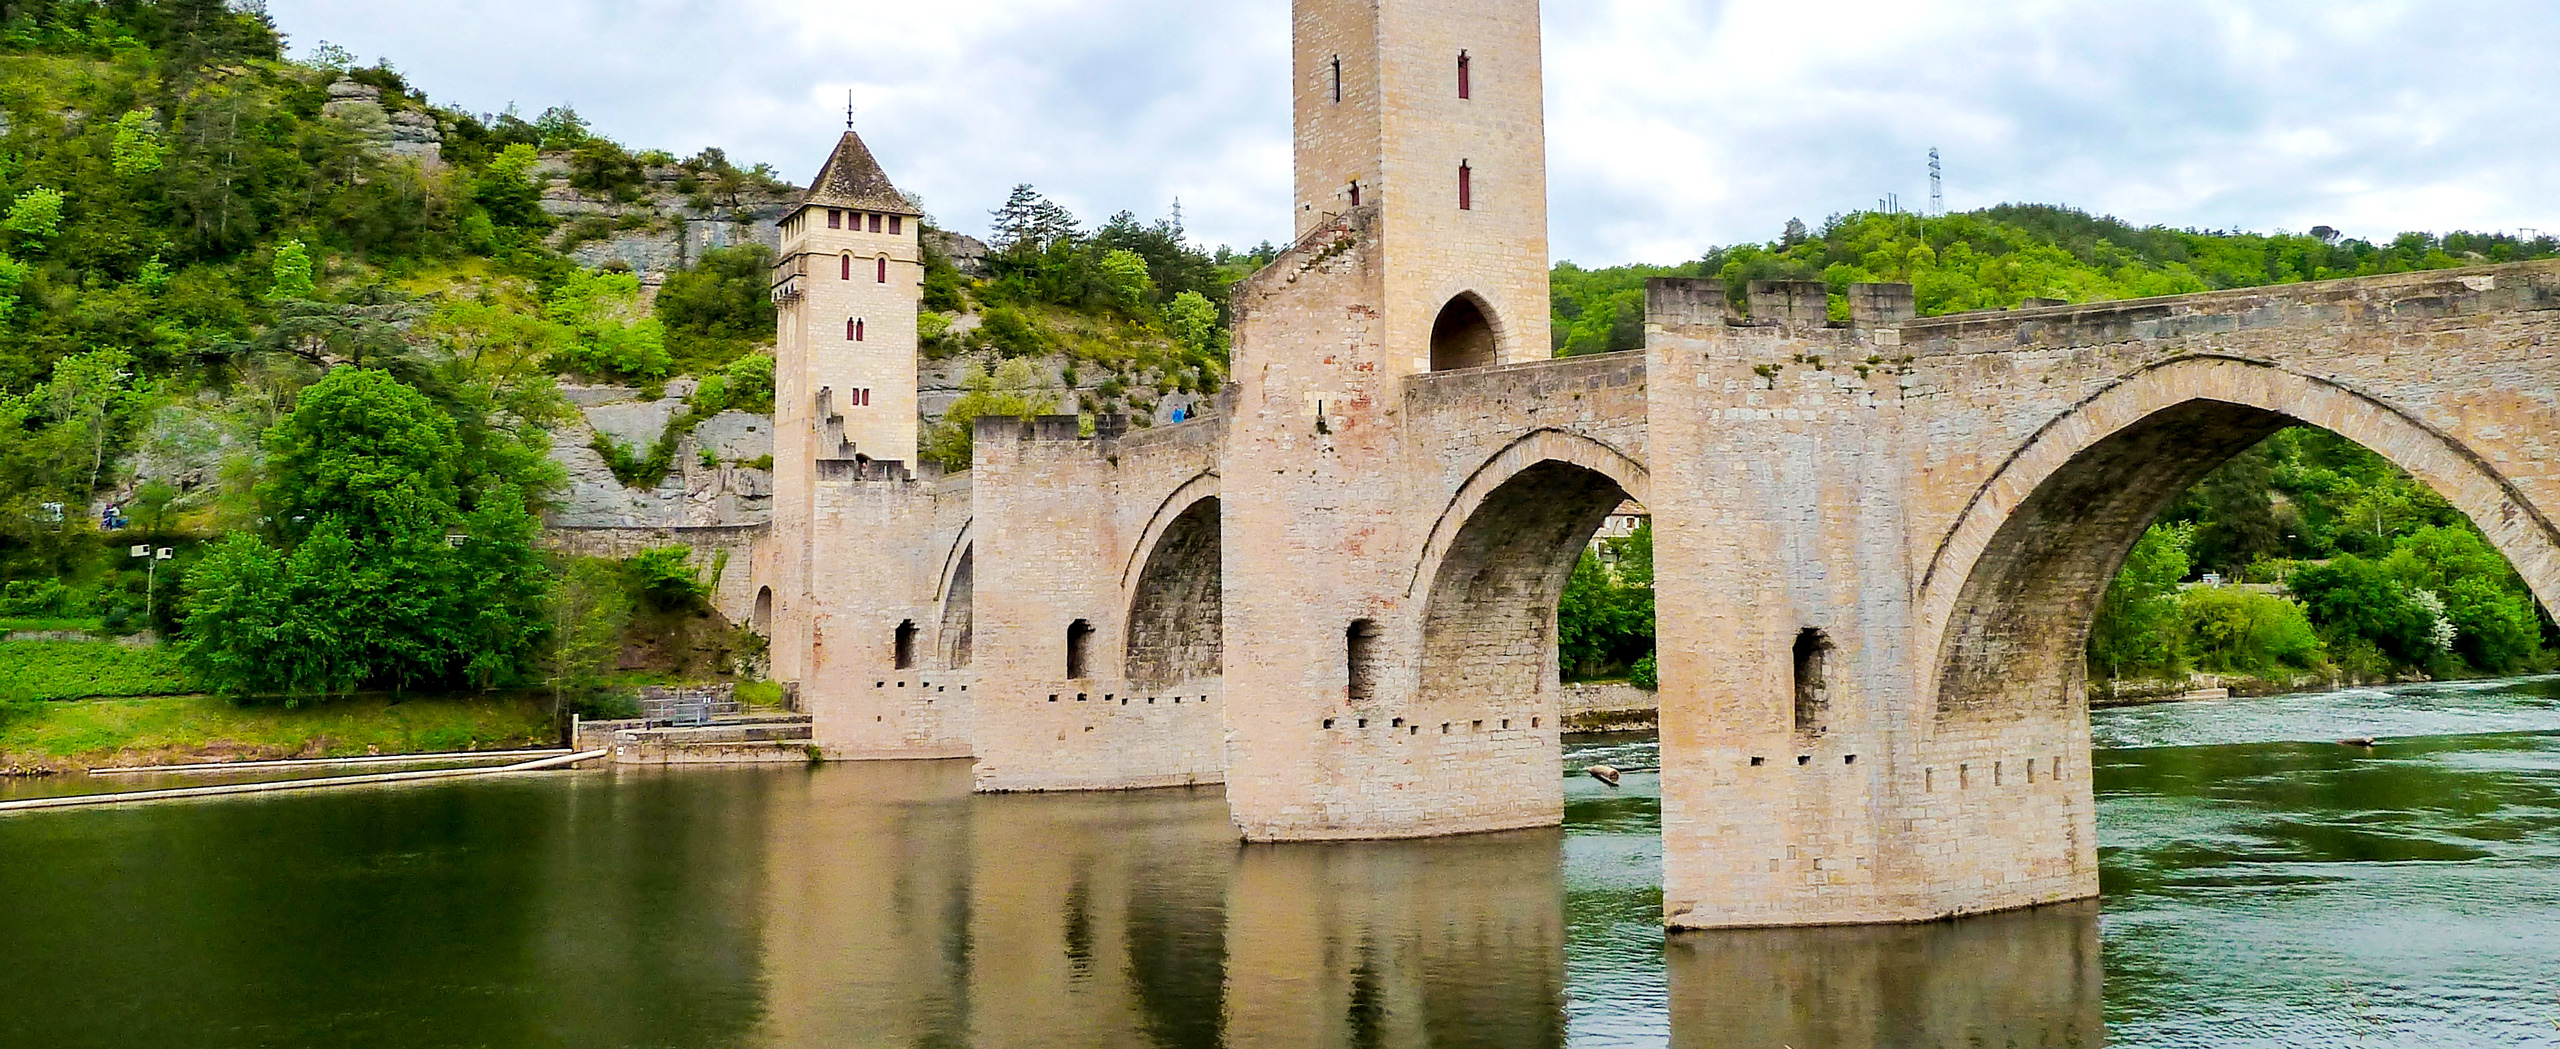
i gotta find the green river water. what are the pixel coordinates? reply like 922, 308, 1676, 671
4, 676, 2558, 1047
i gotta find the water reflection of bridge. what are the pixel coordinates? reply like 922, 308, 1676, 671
749, 763, 2100, 1049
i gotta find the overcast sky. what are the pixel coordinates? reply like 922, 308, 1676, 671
263, 0, 2560, 266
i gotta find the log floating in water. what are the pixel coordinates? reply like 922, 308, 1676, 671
1585, 765, 1622, 787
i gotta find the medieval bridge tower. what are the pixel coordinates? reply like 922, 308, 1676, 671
760, 0, 2560, 932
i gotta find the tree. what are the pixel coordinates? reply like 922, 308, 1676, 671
655, 244, 777, 367
269, 238, 316, 301
1166, 291, 1220, 359
5, 187, 66, 246
183, 369, 549, 700
920, 359, 1058, 472
36, 349, 139, 501
2087, 524, 2191, 680
990, 185, 1079, 254
1098, 249, 1154, 306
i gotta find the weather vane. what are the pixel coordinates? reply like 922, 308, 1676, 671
846, 90, 857, 129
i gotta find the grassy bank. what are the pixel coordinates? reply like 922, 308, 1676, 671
0, 641, 202, 701
0, 694, 559, 771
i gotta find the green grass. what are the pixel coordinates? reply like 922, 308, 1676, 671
0, 693, 559, 769
0, 641, 201, 701
0, 617, 103, 634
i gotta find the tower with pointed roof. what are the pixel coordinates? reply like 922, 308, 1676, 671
773, 129, 924, 471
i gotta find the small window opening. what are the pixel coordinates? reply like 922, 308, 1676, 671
1324, 718, 1335, 730
888, 215, 903, 235
1331, 56, 1342, 103
877, 257, 889, 283
1457, 51, 1471, 99
1750, 756, 1766, 767
894, 621, 918, 670
1067, 619, 1093, 679
828, 209, 842, 229
869, 214, 883, 233
1458, 161, 1473, 211
1793, 628, 1834, 734
840, 254, 852, 280
1348, 180, 1360, 207
1347, 619, 1382, 702
849, 318, 865, 342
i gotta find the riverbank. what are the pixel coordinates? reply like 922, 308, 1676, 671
0, 694, 560, 773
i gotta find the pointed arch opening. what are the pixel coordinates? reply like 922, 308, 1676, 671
1125, 497, 1223, 688
940, 545, 975, 669
1928, 363, 2560, 724
1430, 294, 1499, 372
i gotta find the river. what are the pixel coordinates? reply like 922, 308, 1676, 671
3, 676, 2557, 1047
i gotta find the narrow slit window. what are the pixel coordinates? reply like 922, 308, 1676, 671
1067, 619, 1093, 680
840, 254, 852, 280
1331, 56, 1342, 103
1346, 619, 1382, 702
1348, 180, 1360, 207
877, 257, 889, 283
1458, 51, 1471, 99
894, 621, 918, 670
849, 318, 865, 341
1458, 162, 1472, 211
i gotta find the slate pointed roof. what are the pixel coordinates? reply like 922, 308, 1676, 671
798, 129, 919, 216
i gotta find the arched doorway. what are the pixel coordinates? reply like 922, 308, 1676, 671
752, 587, 773, 636
1430, 295, 1499, 372
1126, 498, 1222, 687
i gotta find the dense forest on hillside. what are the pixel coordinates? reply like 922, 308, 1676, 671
1554, 208, 2560, 689
0, 0, 1254, 707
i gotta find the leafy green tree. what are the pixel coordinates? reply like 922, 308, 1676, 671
1098, 249, 1154, 306
2177, 587, 2324, 674
921, 359, 1057, 472
655, 244, 777, 367
2088, 524, 2192, 680
550, 556, 636, 714
182, 368, 549, 700
2290, 555, 2444, 669
269, 239, 316, 301
473, 144, 550, 229
1557, 523, 1656, 681
1166, 291, 1220, 358
110, 111, 167, 178
5, 188, 66, 246
546, 270, 669, 378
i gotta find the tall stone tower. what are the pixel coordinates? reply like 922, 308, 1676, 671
767, 129, 925, 687
773, 129, 924, 468
1294, 0, 1551, 372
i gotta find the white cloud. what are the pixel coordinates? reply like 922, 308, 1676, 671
267, 0, 2560, 265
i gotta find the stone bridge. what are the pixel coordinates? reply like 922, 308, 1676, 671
781, 204, 2560, 928
762, 0, 2560, 929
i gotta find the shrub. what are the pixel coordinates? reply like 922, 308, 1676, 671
2176, 587, 2325, 674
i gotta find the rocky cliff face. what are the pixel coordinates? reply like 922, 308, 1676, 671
549, 383, 776, 530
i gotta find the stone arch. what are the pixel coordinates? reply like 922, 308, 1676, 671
939, 546, 974, 669
1430, 292, 1502, 371
1122, 472, 1221, 589
1417, 452, 1641, 715
1408, 429, 1650, 600
1922, 354, 2560, 722
1125, 497, 1223, 688
752, 586, 773, 636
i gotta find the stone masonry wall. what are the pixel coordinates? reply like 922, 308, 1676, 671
969, 414, 1228, 792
